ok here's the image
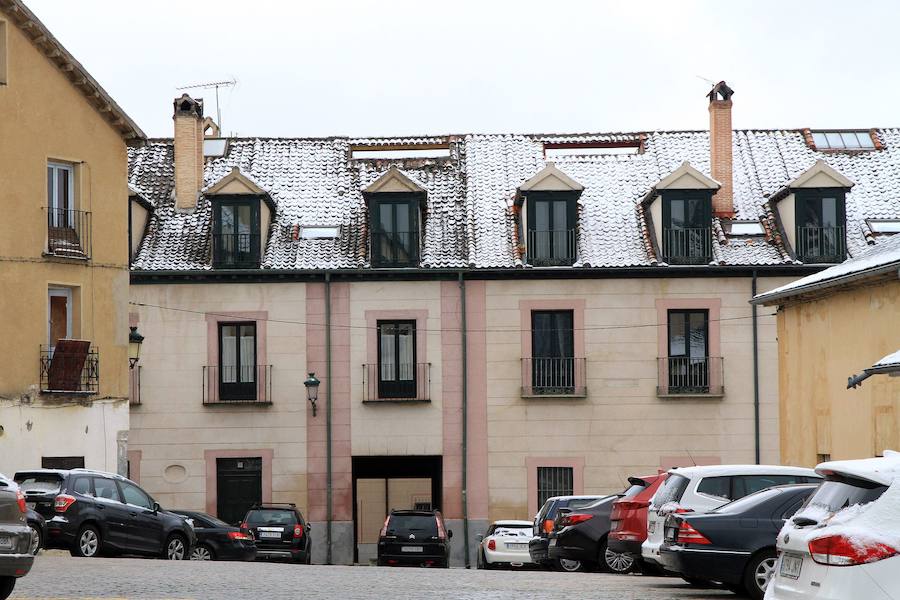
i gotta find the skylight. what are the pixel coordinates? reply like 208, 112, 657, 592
723, 220, 765, 236
203, 138, 228, 158
868, 220, 900, 234
351, 146, 450, 160
544, 141, 641, 158
811, 131, 876, 151
299, 226, 340, 240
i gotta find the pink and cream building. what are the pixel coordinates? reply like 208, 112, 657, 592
126, 86, 900, 564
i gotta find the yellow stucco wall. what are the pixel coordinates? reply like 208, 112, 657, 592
777, 279, 900, 467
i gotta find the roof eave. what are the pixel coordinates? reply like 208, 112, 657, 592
751, 262, 900, 306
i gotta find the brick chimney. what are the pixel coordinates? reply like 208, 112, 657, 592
173, 94, 204, 211
707, 81, 734, 217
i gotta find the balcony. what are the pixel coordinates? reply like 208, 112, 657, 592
362, 363, 431, 402
371, 231, 419, 268
521, 357, 586, 398
657, 356, 724, 397
796, 226, 845, 263
526, 229, 577, 266
129, 366, 141, 406
40, 344, 99, 395
46, 208, 91, 259
202, 365, 272, 405
662, 227, 711, 265
213, 233, 260, 269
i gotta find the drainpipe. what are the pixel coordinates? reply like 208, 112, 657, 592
752, 270, 760, 465
459, 272, 470, 568
325, 271, 333, 564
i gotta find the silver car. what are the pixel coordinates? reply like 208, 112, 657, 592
0, 475, 34, 600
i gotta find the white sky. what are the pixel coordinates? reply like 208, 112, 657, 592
26, 0, 900, 138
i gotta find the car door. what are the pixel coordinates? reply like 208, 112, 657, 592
118, 480, 164, 554
91, 477, 132, 550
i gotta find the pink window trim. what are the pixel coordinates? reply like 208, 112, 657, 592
365, 309, 428, 399
204, 448, 273, 518
519, 300, 585, 396
205, 311, 268, 403
526, 457, 585, 518
655, 298, 722, 395
126, 450, 142, 484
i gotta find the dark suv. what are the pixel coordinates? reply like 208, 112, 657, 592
240, 503, 311, 563
14, 469, 195, 560
377, 510, 452, 568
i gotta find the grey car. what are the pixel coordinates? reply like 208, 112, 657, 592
0, 475, 34, 600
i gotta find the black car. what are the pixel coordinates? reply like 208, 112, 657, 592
24, 509, 44, 556
171, 510, 256, 562
528, 495, 604, 572
240, 503, 311, 563
660, 484, 818, 600
549, 481, 650, 574
14, 469, 196, 560
377, 510, 452, 568
0, 475, 33, 600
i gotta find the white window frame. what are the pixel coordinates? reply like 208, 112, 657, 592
47, 162, 75, 227
47, 287, 73, 349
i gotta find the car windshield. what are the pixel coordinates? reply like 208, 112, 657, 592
805, 476, 887, 514
711, 487, 786, 514
245, 509, 298, 527
622, 482, 647, 498
493, 525, 532, 537
652, 474, 689, 507
14, 474, 62, 495
387, 514, 438, 537
566, 497, 601, 510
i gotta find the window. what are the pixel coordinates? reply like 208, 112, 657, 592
47, 162, 74, 226
48, 287, 73, 349
526, 192, 577, 266
651, 474, 690, 508
537, 467, 574, 509
203, 138, 228, 158
697, 476, 731, 500
795, 189, 846, 262
72, 477, 92, 496
351, 145, 450, 160
213, 200, 260, 268
543, 142, 641, 158
93, 478, 122, 502
377, 320, 416, 399
731, 475, 806, 499
218, 323, 257, 401
723, 220, 765, 236
370, 195, 419, 267
299, 226, 340, 240
667, 309, 710, 393
531, 310, 576, 394
662, 191, 712, 264
811, 131, 876, 151
120, 481, 153, 510
867, 220, 900, 235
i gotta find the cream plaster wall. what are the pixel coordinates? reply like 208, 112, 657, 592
780, 194, 796, 251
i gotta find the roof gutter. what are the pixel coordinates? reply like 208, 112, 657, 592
751, 263, 900, 306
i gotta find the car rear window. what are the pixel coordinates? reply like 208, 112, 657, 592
245, 509, 298, 527
711, 487, 785, 514
386, 514, 438, 537
652, 474, 689, 507
493, 525, 532, 537
805, 475, 887, 514
622, 483, 647, 498
14, 474, 62, 495
566, 497, 601, 510
535, 499, 554, 523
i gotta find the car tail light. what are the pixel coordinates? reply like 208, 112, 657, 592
560, 513, 593, 527
676, 521, 711, 545
542, 519, 554, 534
379, 515, 391, 537
436, 517, 447, 541
808, 535, 899, 566
15, 490, 26, 514
228, 531, 252, 541
487, 539, 496, 551
293, 525, 304, 539
54, 494, 76, 513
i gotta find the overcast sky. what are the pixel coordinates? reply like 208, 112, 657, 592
26, 0, 900, 138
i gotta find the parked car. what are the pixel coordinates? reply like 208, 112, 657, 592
377, 509, 452, 568
642, 464, 819, 578
768, 453, 900, 600
608, 473, 667, 572
13, 468, 196, 560
0, 475, 34, 600
548, 478, 657, 573
24, 508, 44, 555
476, 520, 535, 569
660, 483, 818, 599
529, 495, 606, 571
171, 510, 256, 561
240, 503, 311, 564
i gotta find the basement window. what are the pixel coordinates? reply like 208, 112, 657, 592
723, 220, 765, 236
351, 145, 450, 160
299, 225, 340, 240
868, 219, 900, 235
811, 131, 876, 151
543, 141, 641, 158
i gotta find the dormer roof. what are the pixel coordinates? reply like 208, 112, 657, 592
364, 166, 427, 194
654, 161, 721, 191
788, 159, 854, 190
518, 162, 584, 193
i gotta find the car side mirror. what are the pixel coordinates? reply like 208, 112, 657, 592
152, 502, 161, 513
447, 529, 453, 539
306, 524, 311, 531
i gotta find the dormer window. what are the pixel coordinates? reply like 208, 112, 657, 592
213, 199, 260, 268
517, 163, 584, 267
795, 189, 846, 263
364, 167, 426, 268
662, 191, 713, 264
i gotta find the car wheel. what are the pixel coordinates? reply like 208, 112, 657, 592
0, 577, 14, 600
190, 544, 214, 561
28, 523, 42, 555
165, 534, 187, 560
72, 524, 101, 558
743, 549, 777, 600
602, 547, 635, 574
555, 558, 584, 572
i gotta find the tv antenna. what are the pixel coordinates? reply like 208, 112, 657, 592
176, 78, 237, 133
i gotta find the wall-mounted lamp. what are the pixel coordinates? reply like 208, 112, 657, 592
304, 372, 321, 416
128, 326, 144, 369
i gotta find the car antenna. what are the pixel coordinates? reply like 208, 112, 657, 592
685, 449, 697, 467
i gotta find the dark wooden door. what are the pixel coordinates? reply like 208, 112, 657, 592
216, 457, 262, 525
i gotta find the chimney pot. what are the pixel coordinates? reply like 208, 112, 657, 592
173, 94, 204, 211
708, 81, 734, 218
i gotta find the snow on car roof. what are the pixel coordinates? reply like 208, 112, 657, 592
816, 451, 900, 486
666, 464, 818, 478
492, 520, 534, 526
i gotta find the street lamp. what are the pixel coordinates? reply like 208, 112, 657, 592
128, 326, 144, 369
304, 372, 320, 416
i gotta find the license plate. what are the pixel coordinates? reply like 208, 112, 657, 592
780, 554, 803, 580
401, 546, 423, 553
507, 543, 527, 550
648, 521, 657, 534
258, 531, 282, 539
0, 536, 11, 550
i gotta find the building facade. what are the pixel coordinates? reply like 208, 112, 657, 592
127, 84, 900, 565
0, 0, 144, 475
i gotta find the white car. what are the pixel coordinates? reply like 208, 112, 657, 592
642, 464, 819, 576
476, 520, 535, 569
767, 453, 900, 599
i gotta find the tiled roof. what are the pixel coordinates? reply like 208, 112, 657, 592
129, 128, 900, 272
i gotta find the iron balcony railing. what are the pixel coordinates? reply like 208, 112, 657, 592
213, 233, 260, 268
526, 229, 577, 266
202, 365, 272, 405
362, 362, 431, 402
40, 346, 99, 395
521, 357, 587, 397
657, 356, 724, 396
796, 226, 846, 263
46, 208, 91, 259
371, 230, 420, 267
129, 366, 141, 406
662, 227, 711, 265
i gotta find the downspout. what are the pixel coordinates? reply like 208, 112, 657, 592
459, 271, 470, 568
325, 271, 333, 564
752, 270, 760, 465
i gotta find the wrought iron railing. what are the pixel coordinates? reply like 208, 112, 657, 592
526, 229, 577, 266
371, 230, 419, 267
39, 346, 99, 394
657, 356, 724, 396
129, 366, 141, 406
46, 208, 91, 259
362, 362, 430, 402
662, 227, 711, 265
521, 357, 587, 397
796, 226, 845, 263
202, 365, 272, 404
213, 233, 260, 268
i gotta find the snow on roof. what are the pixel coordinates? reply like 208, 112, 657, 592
872, 349, 900, 371
816, 451, 900, 486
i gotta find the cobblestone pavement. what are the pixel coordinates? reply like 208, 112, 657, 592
12, 555, 735, 599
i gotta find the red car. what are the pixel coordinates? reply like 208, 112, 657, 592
607, 473, 666, 569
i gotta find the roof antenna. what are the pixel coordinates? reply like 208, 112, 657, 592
696, 74, 717, 86
685, 449, 697, 467
176, 78, 237, 133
